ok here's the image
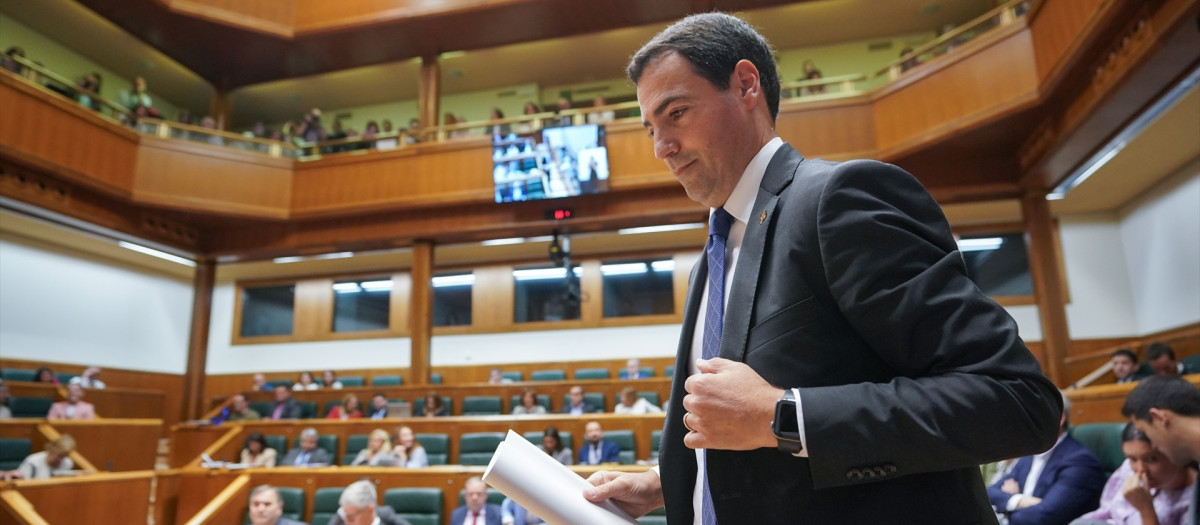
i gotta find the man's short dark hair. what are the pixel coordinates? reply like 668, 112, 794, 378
249, 484, 282, 505
1145, 342, 1176, 361
626, 12, 781, 122
1121, 376, 1200, 421
1111, 348, 1137, 363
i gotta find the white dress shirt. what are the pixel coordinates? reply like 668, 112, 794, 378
1006, 432, 1067, 511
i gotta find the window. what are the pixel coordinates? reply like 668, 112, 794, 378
513, 266, 582, 323
959, 233, 1034, 296
433, 273, 473, 327
332, 278, 391, 332
602, 258, 675, 317
240, 284, 295, 337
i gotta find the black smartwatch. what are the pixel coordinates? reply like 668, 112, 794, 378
772, 389, 804, 455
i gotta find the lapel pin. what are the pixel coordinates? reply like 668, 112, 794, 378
759, 210, 767, 224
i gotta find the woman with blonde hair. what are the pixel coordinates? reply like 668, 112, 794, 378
351, 429, 396, 467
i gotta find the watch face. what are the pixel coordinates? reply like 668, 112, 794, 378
775, 401, 800, 439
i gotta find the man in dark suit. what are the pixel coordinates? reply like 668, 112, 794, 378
1110, 348, 1143, 384
1147, 342, 1197, 377
986, 395, 1104, 524
560, 385, 599, 415
269, 384, 303, 420
584, 12, 1061, 524
450, 477, 502, 525
577, 421, 621, 465
248, 484, 308, 525
279, 428, 331, 467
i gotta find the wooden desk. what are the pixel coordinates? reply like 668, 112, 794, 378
171, 414, 666, 469
1065, 374, 1200, 424
1, 471, 154, 524
0, 418, 162, 472
6, 381, 167, 420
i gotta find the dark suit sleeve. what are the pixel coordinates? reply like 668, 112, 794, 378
313, 448, 332, 465
797, 160, 1062, 489
603, 442, 621, 463
283, 399, 303, 419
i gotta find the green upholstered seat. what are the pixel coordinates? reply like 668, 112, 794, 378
372, 375, 403, 386
0, 438, 31, 471
574, 368, 610, 380
9, 397, 53, 418
458, 432, 504, 465
385, 487, 443, 525
461, 396, 502, 415
530, 370, 565, 382
311, 486, 345, 525
415, 433, 448, 466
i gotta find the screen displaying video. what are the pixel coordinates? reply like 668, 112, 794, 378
492, 124, 609, 203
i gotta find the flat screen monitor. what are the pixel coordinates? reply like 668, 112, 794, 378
492, 124, 610, 203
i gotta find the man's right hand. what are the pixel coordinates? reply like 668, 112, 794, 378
583, 469, 665, 518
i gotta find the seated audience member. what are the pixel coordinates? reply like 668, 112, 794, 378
68, 366, 106, 389
1070, 422, 1193, 525
2, 435, 75, 481
404, 117, 421, 143
488, 367, 513, 385
293, 371, 319, 390
327, 393, 363, 420
540, 426, 572, 466
585, 97, 615, 124
361, 120, 380, 147
561, 385, 599, 415
1111, 349, 1145, 384
513, 389, 546, 416
280, 428, 330, 467
0, 381, 10, 419
47, 384, 96, 420
366, 393, 389, 420
1122, 376, 1200, 525
76, 72, 102, 111
240, 431, 277, 468
801, 59, 825, 95
322, 370, 344, 389
0, 46, 26, 74
381, 119, 393, 134
269, 385, 303, 420
247, 484, 307, 525
1147, 343, 1196, 377
392, 426, 428, 468
577, 421, 620, 465
351, 429, 397, 467
987, 393, 1105, 524
422, 391, 447, 417
330, 480, 411, 525
451, 477, 502, 525
622, 358, 644, 380
252, 373, 270, 391
501, 497, 544, 525
614, 387, 663, 415
228, 393, 262, 421
33, 366, 60, 385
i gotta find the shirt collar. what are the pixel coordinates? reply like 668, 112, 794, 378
1036, 431, 1068, 461
717, 137, 784, 225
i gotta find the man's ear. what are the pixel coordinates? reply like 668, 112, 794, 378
1148, 407, 1171, 427
731, 59, 762, 106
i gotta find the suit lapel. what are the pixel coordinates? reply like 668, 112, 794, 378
720, 144, 803, 362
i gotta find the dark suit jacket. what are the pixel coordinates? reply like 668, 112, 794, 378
559, 402, 598, 414
280, 446, 331, 466
271, 398, 303, 420
326, 505, 411, 525
449, 503, 502, 525
986, 435, 1105, 525
273, 518, 308, 525
577, 439, 621, 465
658, 145, 1062, 524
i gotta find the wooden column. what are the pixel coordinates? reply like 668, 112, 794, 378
419, 56, 440, 131
410, 240, 435, 386
209, 90, 232, 130
182, 259, 215, 421
1021, 190, 1070, 387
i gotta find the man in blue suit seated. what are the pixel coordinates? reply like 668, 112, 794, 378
987, 394, 1105, 525
248, 485, 308, 525
450, 477, 501, 525
577, 421, 621, 465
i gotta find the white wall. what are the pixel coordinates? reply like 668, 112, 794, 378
1059, 215, 1139, 338
431, 325, 680, 366
1118, 161, 1200, 334
0, 236, 192, 373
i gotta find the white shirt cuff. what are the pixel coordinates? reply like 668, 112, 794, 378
1005, 494, 1023, 512
794, 388, 809, 458
650, 465, 660, 477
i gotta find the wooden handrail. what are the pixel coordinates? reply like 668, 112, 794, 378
184, 473, 251, 525
875, 0, 1029, 79
190, 424, 246, 468
0, 489, 50, 525
9, 55, 131, 119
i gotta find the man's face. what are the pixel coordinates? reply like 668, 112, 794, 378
1133, 410, 1193, 466
339, 504, 374, 525
585, 422, 603, 443
569, 387, 584, 406
1111, 355, 1137, 379
464, 480, 487, 512
637, 51, 759, 208
254, 373, 266, 385
248, 490, 283, 525
1150, 356, 1179, 377
299, 434, 317, 451
274, 386, 290, 402
232, 395, 248, 412
66, 385, 83, 403
372, 395, 387, 410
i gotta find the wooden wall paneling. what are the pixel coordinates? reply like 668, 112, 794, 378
166, 0, 296, 37
0, 357, 185, 426
1067, 375, 1200, 424
186, 472, 252, 525
0, 76, 139, 195
293, 279, 335, 339
46, 419, 162, 472
133, 135, 293, 218
11, 471, 154, 525
472, 266, 515, 332
1028, 0, 1112, 86
605, 122, 679, 189
389, 272, 413, 334
872, 27, 1039, 156
0, 487, 48, 525
671, 252, 699, 318
169, 425, 239, 469
154, 470, 184, 525
174, 470, 242, 524
775, 101, 877, 160
579, 259, 603, 325
0, 384, 164, 421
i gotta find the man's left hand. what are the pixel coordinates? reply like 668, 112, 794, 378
682, 358, 781, 450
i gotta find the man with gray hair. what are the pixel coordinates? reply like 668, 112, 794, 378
328, 480, 411, 525
248, 484, 307, 525
280, 428, 331, 467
